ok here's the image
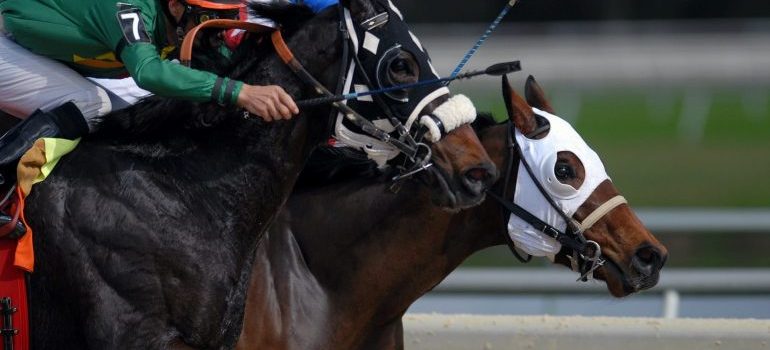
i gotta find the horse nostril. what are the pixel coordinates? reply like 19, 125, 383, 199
466, 168, 488, 182
461, 164, 497, 196
464, 163, 497, 184
632, 245, 663, 276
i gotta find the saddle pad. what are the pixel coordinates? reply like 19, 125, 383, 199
12, 137, 80, 272
0, 239, 29, 350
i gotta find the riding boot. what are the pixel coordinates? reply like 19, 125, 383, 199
0, 101, 89, 186
0, 102, 88, 237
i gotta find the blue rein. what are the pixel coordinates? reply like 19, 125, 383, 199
295, 0, 521, 107
448, 0, 519, 79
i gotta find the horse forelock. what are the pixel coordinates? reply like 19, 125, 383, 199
471, 112, 501, 133
295, 147, 384, 189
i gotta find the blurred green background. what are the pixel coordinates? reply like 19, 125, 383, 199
399, 0, 770, 320
395, 0, 770, 270
458, 86, 770, 268
471, 87, 770, 207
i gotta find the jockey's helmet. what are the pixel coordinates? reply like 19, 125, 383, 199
176, 0, 245, 25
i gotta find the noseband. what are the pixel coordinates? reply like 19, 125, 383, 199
486, 120, 627, 282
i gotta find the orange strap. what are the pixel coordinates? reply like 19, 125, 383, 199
180, 19, 276, 66
270, 30, 294, 65
13, 185, 33, 273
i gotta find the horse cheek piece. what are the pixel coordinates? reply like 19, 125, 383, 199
333, 2, 478, 169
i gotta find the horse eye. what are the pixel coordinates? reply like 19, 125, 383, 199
554, 163, 575, 181
389, 58, 410, 75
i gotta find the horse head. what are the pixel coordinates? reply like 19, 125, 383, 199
139, 0, 496, 210
327, 0, 497, 209
488, 75, 668, 297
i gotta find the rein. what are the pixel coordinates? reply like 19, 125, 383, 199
179, 0, 520, 175
294, 61, 521, 107
270, 28, 425, 162
179, 18, 426, 164
449, 0, 519, 78
486, 120, 627, 282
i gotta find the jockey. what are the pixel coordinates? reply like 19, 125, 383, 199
0, 0, 300, 189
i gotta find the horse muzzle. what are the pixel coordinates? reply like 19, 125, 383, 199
595, 244, 667, 297
426, 125, 498, 211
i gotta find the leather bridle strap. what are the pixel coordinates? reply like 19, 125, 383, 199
179, 19, 419, 159
577, 195, 627, 232
180, 19, 275, 67
486, 190, 586, 253
270, 31, 420, 160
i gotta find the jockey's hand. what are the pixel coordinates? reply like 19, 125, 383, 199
236, 84, 299, 122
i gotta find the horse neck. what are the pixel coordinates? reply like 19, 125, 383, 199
288, 178, 506, 326
222, 17, 346, 249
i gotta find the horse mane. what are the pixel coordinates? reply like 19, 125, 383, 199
90, 2, 315, 142
472, 112, 502, 133
246, 2, 315, 32
295, 146, 384, 189
297, 112, 503, 189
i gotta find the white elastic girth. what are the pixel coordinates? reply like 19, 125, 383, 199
577, 195, 627, 232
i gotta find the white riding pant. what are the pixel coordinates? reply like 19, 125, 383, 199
0, 16, 151, 131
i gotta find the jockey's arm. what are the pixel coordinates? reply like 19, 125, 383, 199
120, 39, 297, 121
120, 42, 240, 105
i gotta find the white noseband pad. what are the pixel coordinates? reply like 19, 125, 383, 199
415, 94, 476, 143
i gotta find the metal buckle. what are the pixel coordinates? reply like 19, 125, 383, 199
577, 257, 605, 282
392, 162, 433, 182
541, 225, 561, 240
580, 240, 602, 261
392, 143, 433, 181
575, 240, 604, 282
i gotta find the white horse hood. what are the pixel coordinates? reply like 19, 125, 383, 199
507, 108, 611, 256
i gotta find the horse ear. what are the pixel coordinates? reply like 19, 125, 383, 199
502, 75, 537, 135
524, 75, 555, 114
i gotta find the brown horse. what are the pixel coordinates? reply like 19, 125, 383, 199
236, 76, 668, 350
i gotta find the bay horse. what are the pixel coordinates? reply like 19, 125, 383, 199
15, 1, 495, 348
236, 75, 668, 350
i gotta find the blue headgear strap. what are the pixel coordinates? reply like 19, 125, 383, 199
292, 0, 339, 13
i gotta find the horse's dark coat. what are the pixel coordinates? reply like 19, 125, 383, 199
24, 4, 341, 348
238, 79, 667, 349
239, 118, 507, 350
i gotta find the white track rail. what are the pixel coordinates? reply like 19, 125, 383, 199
415, 20, 770, 88
403, 314, 770, 350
